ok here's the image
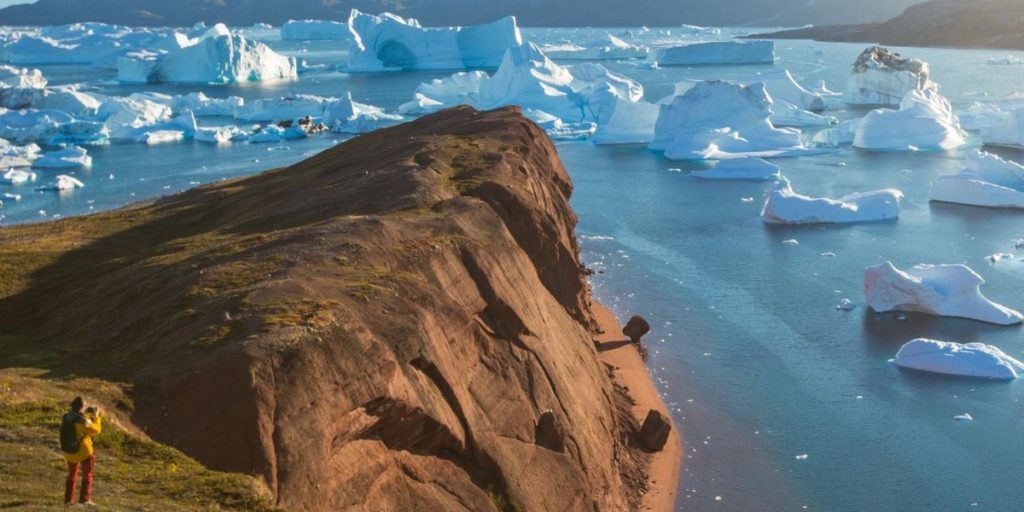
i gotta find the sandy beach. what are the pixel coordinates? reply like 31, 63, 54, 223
593, 303, 682, 512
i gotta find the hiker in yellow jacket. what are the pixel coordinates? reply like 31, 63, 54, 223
60, 396, 101, 507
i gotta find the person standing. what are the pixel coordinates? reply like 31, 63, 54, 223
59, 396, 102, 507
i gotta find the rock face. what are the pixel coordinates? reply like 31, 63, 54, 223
0, 106, 644, 511
638, 409, 672, 452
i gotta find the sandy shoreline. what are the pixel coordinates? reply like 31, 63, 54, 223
593, 303, 682, 512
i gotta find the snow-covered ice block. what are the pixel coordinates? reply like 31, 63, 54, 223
761, 177, 902, 224
98, 96, 172, 128
853, 89, 965, 151
650, 40, 774, 66
864, 262, 1024, 325
322, 92, 403, 134
281, 20, 349, 40
234, 95, 332, 122
347, 10, 521, 71
930, 151, 1024, 208
650, 80, 811, 160
38, 174, 85, 191
892, 338, 1024, 380
592, 99, 659, 144
982, 107, 1024, 148
542, 35, 648, 60
692, 158, 780, 180
33, 145, 91, 168
477, 42, 581, 120
2, 169, 36, 185
194, 126, 247, 144
844, 46, 934, 107
36, 87, 101, 117
117, 23, 297, 83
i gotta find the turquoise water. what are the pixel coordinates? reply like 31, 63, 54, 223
6, 27, 1024, 512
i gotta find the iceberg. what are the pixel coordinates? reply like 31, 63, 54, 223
280, 20, 349, 41
591, 99, 659, 144
748, 69, 825, 112
844, 47, 935, 107
892, 338, 1024, 380
0, 109, 108, 146
402, 71, 488, 114
35, 87, 101, 117
761, 177, 902, 224
771, 102, 837, 128
33, 145, 91, 168
98, 96, 172, 128
864, 262, 1024, 325
0, 138, 39, 168
813, 118, 860, 147
691, 158, 780, 180
650, 80, 811, 160
930, 151, 1024, 209
853, 88, 965, 151
523, 109, 596, 141
981, 107, 1024, 148
171, 92, 243, 117
477, 42, 582, 120
649, 40, 774, 66
0, 64, 47, 109
46, 174, 85, 191
322, 92, 403, 134
194, 125, 247, 144
398, 93, 446, 115
116, 23, 296, 83
346, 9, 521, 71
959, 101, 1007, 132
542, 35, 648, 61
2, 169, 36, 185
233, 95, 332, 122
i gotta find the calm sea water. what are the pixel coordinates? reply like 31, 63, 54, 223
6, 26, 1024, 512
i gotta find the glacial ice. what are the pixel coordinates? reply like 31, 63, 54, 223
650, 80, 812, 160
649, 40, 775, 66
523, 109, 596, 141
323, 92, 403, 134
853, 89, 965, 151
2, 169, 36, 185
117, 23, 297, 83
234, 95, 332, 122
892, 338, 1024, 380
281, 20, 350, 40
194, 126, 247, 144
171, 92, 244, 117
35, 174, 84, 191
930, 151, 1024, 209
36, 87, 101, 117
0, 109, 109, 146
864, 262, 1024, 325
33, 145, 91, 168
542, 35, 648, 61
844, 47, 935, 107
477, 42, 582, 120
346, 10, 521, 71
761, 177, 902, 224
749, 69, 825, 111
691, 158, 780, 180
981, 107, 1024, 148
591, 99, 659, 144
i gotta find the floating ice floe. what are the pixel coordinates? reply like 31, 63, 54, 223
987, 56, 1024, 66
194, 126, 247, 144
117, 23, 297, 83
836, 299, 856, 311
234, 95, 333, 122
0, 138, 40, 167
690, 158, 780, 180
853, 88, 965, 151
981, 107, 1024, 148
648, 40, 775, 66
0, 109, 109, 146
864, 262, 1024, 325
523, 109, 595, 141
954, 413, 974, 421
2, 169, 36, 184
650, 80, 814, 160
541, 34, 648, 60
844, 47, 935, 107
891, 338, 1024, 380
761, 177, 902, 224
323, 92, 403, 134
0, 23, 164, 66
280, 20, 350, 40
747, 69, 825, 112
33, 145, 91, 168
0, 64, 47, 109
958, 101, 1006, 132
35, 87, 101, 117
171, 92, 244, 117
398, 71, 487, 115
36, 174, 84, 191
346, 10, 521, 71
930, 151, 1024, 209
591, 98, 659, 144
813, 118, 861, 147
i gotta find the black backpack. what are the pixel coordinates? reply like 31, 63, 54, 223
60, 412, 84, 454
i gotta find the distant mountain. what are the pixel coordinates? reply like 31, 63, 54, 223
752, 0, 1024, 50
0, 0, 924, 28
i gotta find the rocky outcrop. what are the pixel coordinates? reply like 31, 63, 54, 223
751, 0, 1024, 51
0, 106, 646, 511
638, 410, 672, 452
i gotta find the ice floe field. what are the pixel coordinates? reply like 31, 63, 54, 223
4, 12, 1024, 512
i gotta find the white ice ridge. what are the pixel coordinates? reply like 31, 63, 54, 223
117, 23, 297, 83
541, 34, 648, 61
892, 339, 1024, 380
346, 9, 521, 71
649, 80, 812, 160
648, 40, 775, 66
864, 262, 1024, 325
930, 151, 1024, 209
761, 177, 902, 224
280, 20, 350, 40
690, 158, 780, 180
33, 145, 91, 168
323, 92, 403, 134
982, 107, 1024, 149
853, 88, 965, 151
844, 46, 935, 107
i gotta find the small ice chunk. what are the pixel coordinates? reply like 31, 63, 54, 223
782, 239, 799, 245
954, 413, 974, 422
836, 299, 856, 311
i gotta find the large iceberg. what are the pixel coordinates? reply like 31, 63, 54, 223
346, 10, 521, 71
649, 40, 774, 66
864, 262, 1024, 325
844, 47, 935, 107
542, 35, 648, 60
591, 99, 659, 144
981, 107, 1024, 148
761, 177, 902, 224
322, 92, 403, 133
280, 20, 349, 40
853, 89, 965, 151
892, 339, 1024, 380
930, 151, 1024, 208
650, 80, 812, 160
117, 24, 296, 83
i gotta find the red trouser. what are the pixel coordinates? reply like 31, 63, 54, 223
64, 454, 94, 504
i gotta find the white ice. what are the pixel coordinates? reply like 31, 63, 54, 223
930, 151, 1024, 209
892, 338, 1024, 380
853, 89, 965, 151
761, 177, 902, 224
323, 92, 403, 134
33, 145, 91, 168
844, 46, 935, 107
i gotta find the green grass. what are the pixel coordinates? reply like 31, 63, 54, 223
0, 371, 278, 511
